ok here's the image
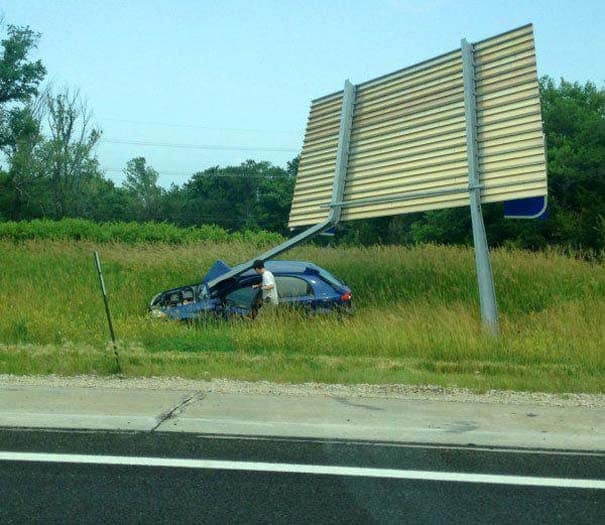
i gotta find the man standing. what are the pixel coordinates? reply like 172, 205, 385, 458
252, 260, 278, 305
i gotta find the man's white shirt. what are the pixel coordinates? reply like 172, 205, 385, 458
262, 270, 279, 304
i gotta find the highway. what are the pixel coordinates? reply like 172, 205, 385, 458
1, 428, 603, 524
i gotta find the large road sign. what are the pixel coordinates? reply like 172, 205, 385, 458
289, 24, 547, 228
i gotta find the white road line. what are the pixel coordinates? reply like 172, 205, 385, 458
1, 451, 603, 489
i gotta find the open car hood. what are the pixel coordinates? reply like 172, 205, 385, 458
201, 260, 232, 285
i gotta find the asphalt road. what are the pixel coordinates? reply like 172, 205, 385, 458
1, 428, 603, 524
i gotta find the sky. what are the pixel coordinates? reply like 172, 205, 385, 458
2, 0, 604, 188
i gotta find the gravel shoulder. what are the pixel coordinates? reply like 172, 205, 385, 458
1, 374, 603, 408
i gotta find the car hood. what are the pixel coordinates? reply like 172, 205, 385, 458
201, 260, 232, 285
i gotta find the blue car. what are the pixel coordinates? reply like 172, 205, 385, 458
149, 260, 352, 321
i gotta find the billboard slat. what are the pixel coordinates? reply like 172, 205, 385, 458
341, 195, 471, 221
474, 48, 535, 75
482, 186, 546, 204
477, 107, 542, 127
299, 148, 337, 165
348, 150, 469, 177
478, 67, 537, 94
350, 130, 467, 160
478, 118, 543, 142
353, 91, 465, 128
344, 179, 469, 200
355, 74, 463, 113
356, 65, 462, 106
474, 36, 535, 63
351, 103, 466, 142
480, 136, 545, 156
351, 116, 466, 146
474, 24, 533, 50
303, 126, 341, 142
309, 98, 342, 117
357, 50, 461, 94
347, 161, 469, 185
302, 133, 339, 145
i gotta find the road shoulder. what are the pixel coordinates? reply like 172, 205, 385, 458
1, 375, 603, 451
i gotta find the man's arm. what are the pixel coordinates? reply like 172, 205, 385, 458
253, 283, 274, 290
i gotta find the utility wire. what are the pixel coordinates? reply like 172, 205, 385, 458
103, 168, 295, 178
100, 117, 298, 135
104, 168, 192, 177
100, 138, 298, 153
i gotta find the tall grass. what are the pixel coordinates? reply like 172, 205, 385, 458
0, 236, 603, 392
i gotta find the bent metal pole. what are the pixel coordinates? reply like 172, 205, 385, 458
461, 38, 499, 335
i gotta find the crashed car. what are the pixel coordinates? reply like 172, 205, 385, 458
149, 260, 352, 320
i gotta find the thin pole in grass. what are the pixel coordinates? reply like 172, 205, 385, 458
93, 251, 121, 374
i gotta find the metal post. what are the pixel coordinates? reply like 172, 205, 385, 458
94, 252, 121, 372
328, 79, 357, 224
461, 39, 499, 335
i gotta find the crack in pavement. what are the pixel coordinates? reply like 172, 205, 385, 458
151, 392, 206, 432
332, 397, 384, 412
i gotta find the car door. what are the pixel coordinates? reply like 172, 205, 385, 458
223, 285, 263, 318
275, 276, 314, 311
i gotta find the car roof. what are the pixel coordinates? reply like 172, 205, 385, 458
239, 260, 320, 278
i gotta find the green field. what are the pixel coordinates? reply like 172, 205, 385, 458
0, 235, 603, 393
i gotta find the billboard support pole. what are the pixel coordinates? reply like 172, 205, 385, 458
328, 79, 356, 224
461, 39, 499, 335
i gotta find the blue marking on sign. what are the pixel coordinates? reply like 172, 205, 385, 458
504, 196, 548, 219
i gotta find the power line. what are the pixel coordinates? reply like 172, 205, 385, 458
104, 168, 192, 177
103, 168, 295, 178
100, 117, 298, 135
100, 138, 299, 153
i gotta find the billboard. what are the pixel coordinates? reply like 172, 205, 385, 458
289, 24, 547, 228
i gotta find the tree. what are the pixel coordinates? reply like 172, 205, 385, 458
2, 87, 108, 220
286, 155, 299, 178
178, 160, 294, 232
538, 77, 605, 251
122, 157, 164, 221
31, 89, 104, 218
0, 22, 46, 153
256, 161, 296, 233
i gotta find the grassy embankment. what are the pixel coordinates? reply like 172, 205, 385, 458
0, 220, 603, 393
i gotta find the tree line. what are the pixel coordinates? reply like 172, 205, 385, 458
1, 20, 603, 251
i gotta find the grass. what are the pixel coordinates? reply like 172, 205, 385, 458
0, 238, 603, 393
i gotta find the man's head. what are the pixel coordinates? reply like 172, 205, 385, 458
253, 260, 265, 274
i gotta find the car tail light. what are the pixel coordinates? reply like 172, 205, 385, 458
340, 292, 352, 302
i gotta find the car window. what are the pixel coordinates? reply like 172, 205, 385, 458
167, 292, 181, 306
225, 286, 259, 308
275, 276, 313, 299
181, 287, 195, 303
317, 268, 345, 288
